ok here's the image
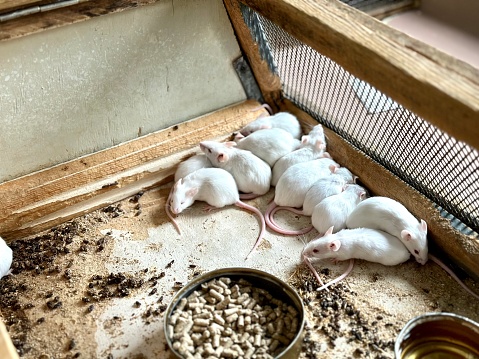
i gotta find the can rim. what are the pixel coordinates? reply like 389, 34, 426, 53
163, 267, 305, 359
394, 311, 479, 358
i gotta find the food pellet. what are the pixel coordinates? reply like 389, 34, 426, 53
168, 277, 301, 358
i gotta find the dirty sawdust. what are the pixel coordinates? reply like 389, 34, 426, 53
1, 185, 479, 359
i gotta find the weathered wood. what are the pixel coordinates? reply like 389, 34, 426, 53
0, 100, 266, 239
0, 0, 160, 41
0, 320, 18, 359
0, 0, 41, 12
282, 99, 479, 282
238, 0, 479, 151
223, 0, 282, 111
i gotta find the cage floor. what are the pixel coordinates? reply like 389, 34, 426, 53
1, 183, 479, 358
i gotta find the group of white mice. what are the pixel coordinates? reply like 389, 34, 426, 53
166, 106, 478, 298
0, 107, 475, 299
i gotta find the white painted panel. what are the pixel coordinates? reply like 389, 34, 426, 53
0, 0, 246, 182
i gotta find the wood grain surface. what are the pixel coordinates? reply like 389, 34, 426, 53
0, 100, 266, 239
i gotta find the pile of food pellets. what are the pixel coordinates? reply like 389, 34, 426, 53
166, 276, 301, 358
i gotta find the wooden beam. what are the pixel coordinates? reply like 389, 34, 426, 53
238, 0, 479, 151
223, 0, 283, 111
0, 320, 18, 359
281, 99, 479, 281
0, 0, 160, 42
0, 100, 267, 240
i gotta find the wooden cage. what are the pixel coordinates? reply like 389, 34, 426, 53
0, 0, 478, 357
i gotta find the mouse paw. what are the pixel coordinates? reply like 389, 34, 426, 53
203, 205, 218, 212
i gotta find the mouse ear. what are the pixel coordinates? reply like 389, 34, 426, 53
401, 230, 412, 242
217, 152, 229, 163
359, 191, 367, 200
420, 219, 427, 233
330, 240, 341, 252
329, 164, 339, 173
225, 141, 237, 148
353, 175, 359, 183
234, 133, 244, 142
315, 142, 325, 151
301, 135, 310, 144
325, 226, 334, 236
259, 124, 272, 130
186, 187, 199, 198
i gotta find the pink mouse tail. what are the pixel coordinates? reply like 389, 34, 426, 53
303, 255, 329, 291
250, 103, 273, 115
236, 201, 266, 260
428, 254, 479, 301
316, 259, 354, 292
266, 203, 313, 235
239, 192, 262, 200
165, 187, 182, 235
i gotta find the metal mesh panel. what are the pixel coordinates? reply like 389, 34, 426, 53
242, 6, 479, 235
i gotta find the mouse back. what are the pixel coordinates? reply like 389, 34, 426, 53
174, 154, 212, 182
235, 128, 300, 167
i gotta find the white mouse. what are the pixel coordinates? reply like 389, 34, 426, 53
234, 128, 300, 167
312, 184, 367, 234
239, 112, 302, 139
165, 154, 214, 235
302, 226, 411, 265
271, 125, 328, 186
170, 168, 265, 259
302, 226, 410, 290
0, 236, 13, 280
199, 141, 271, 197
274, 158, 339, 208
346, 196, 428, 265
265, 158, 339, 234
303, 176, 347, 216
311, 184, 367, 233
174, 154, 212, 182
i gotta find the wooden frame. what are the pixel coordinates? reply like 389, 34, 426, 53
0, 100, 268, 239
0, 0, 160, 41
229, 0, 479, 151
0, 320, 18, 359
223, 0, 479, 280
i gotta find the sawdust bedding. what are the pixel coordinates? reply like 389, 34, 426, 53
1, 185, 479, 359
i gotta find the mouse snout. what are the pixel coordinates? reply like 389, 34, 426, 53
417, 254, 428, 265
171, 205, 182, 215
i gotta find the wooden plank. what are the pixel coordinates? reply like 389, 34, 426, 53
0, 320, 18, 359
0, 0, 42, 12
0, 99, 267, 240
223, 0, 282, 111
238, 0, 479, 151
281, 99, 479, 281
0, 0, 159, 41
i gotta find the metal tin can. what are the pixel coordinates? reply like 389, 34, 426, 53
164, 267, 305, 358
395, 312, 479, 358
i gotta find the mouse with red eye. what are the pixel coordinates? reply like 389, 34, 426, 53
346, 196, 428, 265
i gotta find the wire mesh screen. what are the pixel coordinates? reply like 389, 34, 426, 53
240, 5, 479, 236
